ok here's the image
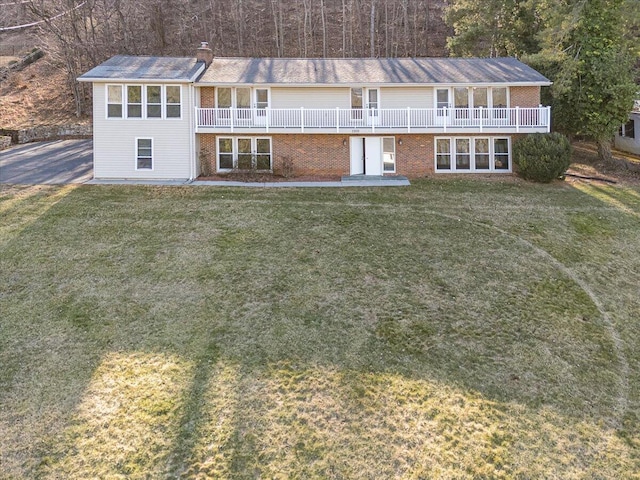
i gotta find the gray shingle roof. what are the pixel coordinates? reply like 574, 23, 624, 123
78, 55, 204, 82
198, 57, 551, 85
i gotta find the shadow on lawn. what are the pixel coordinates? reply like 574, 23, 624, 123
0, 183, 637, 478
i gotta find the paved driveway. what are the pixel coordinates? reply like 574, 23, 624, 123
0, 139, 93, 184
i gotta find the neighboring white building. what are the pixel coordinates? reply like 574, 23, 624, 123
79, 44, 552, 180
615, 101, 640, 156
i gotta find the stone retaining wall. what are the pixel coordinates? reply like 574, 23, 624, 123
0, 125, 92, 145
0, 136, 11, 151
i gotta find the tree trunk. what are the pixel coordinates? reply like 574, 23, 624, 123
370, 0, 376, 57
597, 138, 614, 163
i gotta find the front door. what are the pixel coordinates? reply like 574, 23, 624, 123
365, 137, 382, 175
350, 137, 383, 175
350, 137, 364, 175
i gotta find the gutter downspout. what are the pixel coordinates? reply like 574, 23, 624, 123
188, 82, 196, 182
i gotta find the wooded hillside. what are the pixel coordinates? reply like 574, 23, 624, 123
1, 0, 451, 118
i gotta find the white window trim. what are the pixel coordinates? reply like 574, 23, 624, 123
135, 137, 154, 171
434, 136, 512, 173
382, 136, 396, 173
145, 84, 163, 119
126, 85, 143, 119
215, 87, 271, 109
106, 84, 182, 120
217, 137, 273, 172
106, 84, 123, 119
433, 87, 511, 109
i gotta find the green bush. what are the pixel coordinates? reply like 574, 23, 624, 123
513, 133, 572, 183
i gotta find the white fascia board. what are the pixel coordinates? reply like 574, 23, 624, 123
195, 81, 552, 87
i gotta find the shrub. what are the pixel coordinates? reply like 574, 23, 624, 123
513, 133, 572, 183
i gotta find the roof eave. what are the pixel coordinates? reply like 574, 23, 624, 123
195, 81, 553, 87
77, 77, 197, 83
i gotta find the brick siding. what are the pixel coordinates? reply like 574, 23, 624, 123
510, 86, 541, 108
200, 87, 215, 108
197, 133, 440, 177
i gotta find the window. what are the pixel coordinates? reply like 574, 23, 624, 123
217, 87, 232, 108
217, 138, 272, 171
474, 138, 490, 170
146, 86, 162, 118
108, 84, 184, 119
127, 85, 142, 118
351, 87, 363, 120
492, 88, 508, 108
435, 137, 510, 173
436, 138, 452, 170
107, 85, 123, 118
436, 89, 449, 109
136, 138, 153, 170
218, 138, 234, 169
494, 138, 510, 170
455, 138, 471, 170
166, 86, 181, 118
473, 88, 488, 109
255, 138, 272, 170
237, 138, 253, 169
622, 119, 635, 139
383, 137, 396, 172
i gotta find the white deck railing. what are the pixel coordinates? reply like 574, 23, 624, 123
196, 106, 551, 133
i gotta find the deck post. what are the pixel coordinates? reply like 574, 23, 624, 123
301, 107, 304, 133
479, 106, 483, 133
336, 107, 340, 133
266, 107, 270, 133
407, 107, 411, 133
516, 106, 520, 133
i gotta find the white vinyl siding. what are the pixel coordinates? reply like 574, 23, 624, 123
380, 87, 433, 108
271, 87, 351, 109
93, 83, 194, 180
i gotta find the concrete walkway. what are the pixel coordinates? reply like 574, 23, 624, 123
87, 175, 410, 188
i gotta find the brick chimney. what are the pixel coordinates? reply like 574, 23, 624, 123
197, 42, 213, 67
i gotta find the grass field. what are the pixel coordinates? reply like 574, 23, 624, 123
1, 179, 639, 478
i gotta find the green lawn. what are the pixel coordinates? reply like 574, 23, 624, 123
1, 179, 639, 479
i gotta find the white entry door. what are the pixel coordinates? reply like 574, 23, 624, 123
350, 137, 364, 175
365, 137, 382, 175
351, 137, 383, 175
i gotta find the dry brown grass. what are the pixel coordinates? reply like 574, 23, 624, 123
0, 60, 88, 129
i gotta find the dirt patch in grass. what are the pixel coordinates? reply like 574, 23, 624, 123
568, 141, 640, 186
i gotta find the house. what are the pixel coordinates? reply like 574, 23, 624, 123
614, 100, 640, 156
78, 43, 552, 180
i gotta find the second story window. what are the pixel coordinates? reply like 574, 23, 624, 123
107, 84, 182, 120
107, 85, 123, 118
146, 86, 162, 118
166, 86, 181, 118
127, 85, 142, 118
